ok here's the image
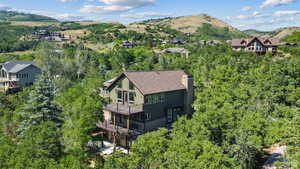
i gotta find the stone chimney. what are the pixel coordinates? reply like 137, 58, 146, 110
181, 74, 194, 116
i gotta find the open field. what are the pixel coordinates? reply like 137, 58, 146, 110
10, 21, 60, 27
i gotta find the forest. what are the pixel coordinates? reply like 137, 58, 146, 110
0, 21, 299, 169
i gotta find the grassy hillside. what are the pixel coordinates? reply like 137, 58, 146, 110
243, 29, 275, 38
194, 23, 247, 40
0, 22, 39, 53
282, 31, 300, 43
273, 27, 300, 39
0, 11, 57, 22
127, 14, 243, 34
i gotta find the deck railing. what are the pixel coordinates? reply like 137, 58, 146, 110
104, 102, 144, 115
97, 120, 141, 136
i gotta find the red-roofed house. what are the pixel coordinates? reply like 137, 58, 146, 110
231, 37, 281, 54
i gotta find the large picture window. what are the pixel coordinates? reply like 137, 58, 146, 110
145, 93, 165, 105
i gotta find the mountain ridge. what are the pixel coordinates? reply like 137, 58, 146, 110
0, 11, 58, 22
126, 14, 243, 34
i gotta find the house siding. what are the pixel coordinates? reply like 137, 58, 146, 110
16, 65, 41, 87
0, 65, 41, 92
109, 76, 144, 104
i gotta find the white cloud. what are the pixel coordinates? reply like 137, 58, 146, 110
274, 10, 300, 17
234, 12, 270, 20
241, 6, 252, 11
236, 15, 251, 20
253, 11, 270, 18
80, 0, 155, 14
260, 0, 294, 8
121, 11, 172, 19
0, 4, 11, 11
100, 0, 154, 7
54, 13, 85, 21
80, 5, 132, 14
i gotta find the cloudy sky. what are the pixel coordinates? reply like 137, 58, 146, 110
0, 0, 299, 31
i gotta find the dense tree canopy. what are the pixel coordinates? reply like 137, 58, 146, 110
0, 22, 299, 169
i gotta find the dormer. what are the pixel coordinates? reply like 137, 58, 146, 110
241, 40, 247, 46
264, 39, 272, 45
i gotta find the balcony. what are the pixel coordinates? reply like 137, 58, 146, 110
97, 120, 141, 136
103, 103, 144, 115
0, 78, 19, 83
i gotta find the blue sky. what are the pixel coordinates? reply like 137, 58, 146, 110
0, 0, 299, 31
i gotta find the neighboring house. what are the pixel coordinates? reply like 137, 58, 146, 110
97, 70, 194, 148
100, 77, 117, 98
170, 38, 187, 45
231, 37, 281, 54
122, 40, 136, 48
161, 40, 170, 45
185, 32, 193, 37
161, 48, 191, 57
0, 61, 41, 93
199, 40, 221, 46
32, 30, 69, 42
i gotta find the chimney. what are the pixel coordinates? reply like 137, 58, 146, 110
181, 74, 194, 117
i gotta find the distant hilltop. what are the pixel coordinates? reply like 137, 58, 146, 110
126, 14, 241, 34
0, 11, 58, 22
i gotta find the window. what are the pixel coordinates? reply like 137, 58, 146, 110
167, 109, 173, 123
129, 92, 135, 104
145, 93, 165, 105
117, 90, 123, 103
117, 81, 122, 88
146, 113, 151, 121
129, 81, 134, 90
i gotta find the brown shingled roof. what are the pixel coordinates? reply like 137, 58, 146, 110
231, 37, 280, 47
108, 70, 187, 95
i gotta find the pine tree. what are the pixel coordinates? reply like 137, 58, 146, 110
17, 73, 62, 136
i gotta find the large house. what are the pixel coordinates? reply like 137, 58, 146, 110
97, 70, 194, 148
161, 48, 191, 57
231, 37, 281, 54
0, 61, 41, 93
32, 30, 69, 42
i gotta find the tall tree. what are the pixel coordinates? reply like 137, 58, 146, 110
17, 73, 62, 136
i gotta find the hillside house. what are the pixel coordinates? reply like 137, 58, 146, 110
122, 40, 136, 48
161, 48, 191, 57
170, 38, 187, 45
32, 30, 69, 42
231, 37, 280, 54
199, 40, 221, 46
97, 70, 194, 148
0, 61, 41, 93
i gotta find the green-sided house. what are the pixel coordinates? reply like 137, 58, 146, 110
97, 70, 194, 148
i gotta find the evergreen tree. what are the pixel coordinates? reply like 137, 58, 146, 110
17, 73, 62, 136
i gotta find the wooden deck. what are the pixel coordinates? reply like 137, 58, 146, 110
97, 121, 141, 136
103, 103, 144, 115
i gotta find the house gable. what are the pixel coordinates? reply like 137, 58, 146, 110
107, 75, 144, 105
246, 37, 264, 47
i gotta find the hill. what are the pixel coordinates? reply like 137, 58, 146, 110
273, 27, 300, 40
0, 11, 58, 22
127, 14, 242, 34
124, 14, 247, 40
243, 29, 275, 38
243, 27, 300, 40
